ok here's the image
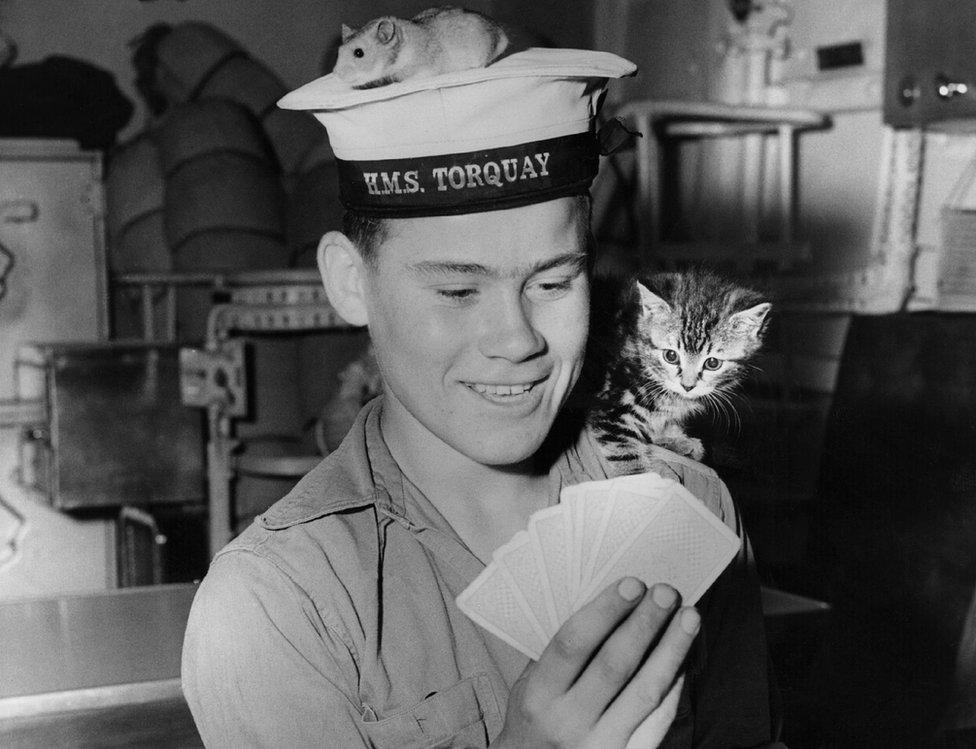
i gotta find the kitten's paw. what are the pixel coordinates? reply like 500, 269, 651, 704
653, 433, 704, 460
670, 435, 704, 460
685, 437, 705, 461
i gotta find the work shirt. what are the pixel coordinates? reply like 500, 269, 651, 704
181, 397, 778, 748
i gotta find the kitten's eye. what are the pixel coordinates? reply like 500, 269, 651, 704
703, 357, 722, 370
354, 48, 365, 58
662, 349, 679, 364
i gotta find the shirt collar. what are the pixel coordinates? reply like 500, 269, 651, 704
258, 398, 386, 530
259, 396, 631, 532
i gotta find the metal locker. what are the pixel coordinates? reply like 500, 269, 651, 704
885, 0, 976, 127
0, 139, 113, 599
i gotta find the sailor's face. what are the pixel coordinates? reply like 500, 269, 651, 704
363, 197, 590, 467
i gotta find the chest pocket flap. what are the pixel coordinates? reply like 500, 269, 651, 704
360, 674, 501, 748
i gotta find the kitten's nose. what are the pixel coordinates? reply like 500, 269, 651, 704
681, 383, 696, 392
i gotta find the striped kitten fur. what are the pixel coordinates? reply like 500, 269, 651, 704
585, 269, 770, 465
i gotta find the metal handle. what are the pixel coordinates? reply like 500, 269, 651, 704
898, 75, 920, 107
0, 199, 39, 223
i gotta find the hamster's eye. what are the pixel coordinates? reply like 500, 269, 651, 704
662, 349, 679, 365
354, 48, 364, 58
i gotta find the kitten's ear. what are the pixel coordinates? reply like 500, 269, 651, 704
376, 19, 396, 44
341, 23, 355, 42
637, 282, 671, 318
729, 302, 771, 336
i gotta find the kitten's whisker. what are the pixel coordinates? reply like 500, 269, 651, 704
719, 393, 740, 434
721, 385, 753, 419
715, 390, 742, 434
633, 383, 652, 406
704, 390, 740, 435
701, 392, 725, 430
715, 393, 742, 434
635, 380, 667, 406
702, 393, 724, 430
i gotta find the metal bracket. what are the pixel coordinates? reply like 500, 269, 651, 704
179, 340, 247, 417
0, 398, 47, 429
207, 301, 351, 341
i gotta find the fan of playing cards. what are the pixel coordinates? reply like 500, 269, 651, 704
457, 472, 741, 660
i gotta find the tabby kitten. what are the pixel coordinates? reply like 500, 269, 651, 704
586, 269, 770, 465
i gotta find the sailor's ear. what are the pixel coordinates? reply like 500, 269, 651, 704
636, 281, 671, 318
376, 19, 396, 44
317, 231, 369, 327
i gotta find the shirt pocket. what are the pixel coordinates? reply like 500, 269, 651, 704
359, 674, 501, 749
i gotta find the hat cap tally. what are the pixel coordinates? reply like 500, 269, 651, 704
278, 48, 636, 216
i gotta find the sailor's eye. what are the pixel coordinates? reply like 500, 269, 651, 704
703, 357, 722, 370
354, 48, 365, 58
662, 349, 679, 364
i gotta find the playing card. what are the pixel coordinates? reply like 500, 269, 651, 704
494, 529, 557, 637
576, 484, 612, 599
457, 471, 742, 664
559, 483, 587, 601
456, 558, 546, 659
580, 473, 672, 600
529, 504, 576, 623
579, 480, 741, 606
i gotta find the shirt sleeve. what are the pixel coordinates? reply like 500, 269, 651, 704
570, 433, 781, 746
688, 476, 782, 748
181, 549, 370, 748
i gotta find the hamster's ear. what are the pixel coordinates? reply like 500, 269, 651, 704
317, 231, 369, 327
376, 19, 396, 44
341, 23, 355, 42
636, 282, 671, 318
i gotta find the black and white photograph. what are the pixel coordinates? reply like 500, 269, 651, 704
0, 1, 974, 747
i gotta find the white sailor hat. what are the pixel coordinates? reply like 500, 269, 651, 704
278, 48, 636, 217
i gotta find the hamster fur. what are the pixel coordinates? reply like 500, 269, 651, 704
333, 6, 509, 89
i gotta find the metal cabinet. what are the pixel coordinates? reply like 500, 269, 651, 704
0, 139, 113, 598
16, 342, 205, 511
0, 139, 108, 392
885, 0, 976, 127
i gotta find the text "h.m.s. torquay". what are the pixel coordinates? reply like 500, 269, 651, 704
363, 152, 552, 196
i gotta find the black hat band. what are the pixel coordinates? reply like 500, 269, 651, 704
335, 132, 599, 218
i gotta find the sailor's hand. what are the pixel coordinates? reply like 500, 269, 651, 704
492, 577, 699, 748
